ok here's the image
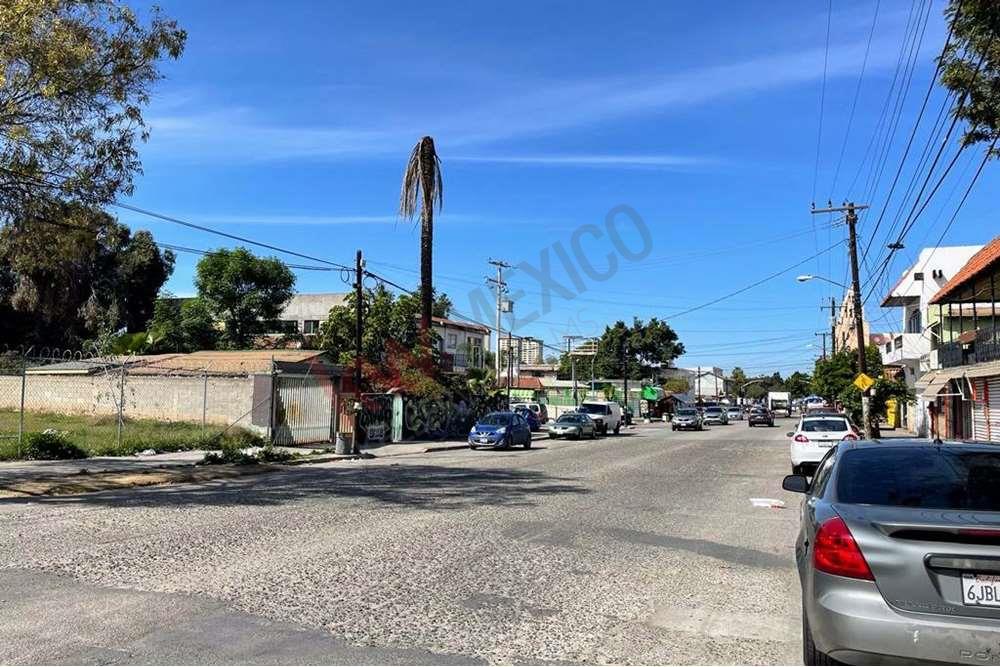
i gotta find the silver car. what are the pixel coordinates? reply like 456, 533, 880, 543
784, 439, 1000, 665
546, 413, 596, 440
671, 408, 703, 431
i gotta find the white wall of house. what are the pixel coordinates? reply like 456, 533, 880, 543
278, 293, 348, 334
433, 320, 488, 371
879, 245, 982, 436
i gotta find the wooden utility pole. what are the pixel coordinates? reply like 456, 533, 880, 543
353, 249, 364, 454
812, 202, 872, 437
828, 297, 837, 355
487, 259, 511, 381
815, 332, 828, 360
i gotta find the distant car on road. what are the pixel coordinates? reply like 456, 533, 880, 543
726, 407, 743, 421
579, 400, 622, 435
671, 407, 703, 431
702, 406, 729, 425
787, 413, 857, 475
512, 405, 541, 432
510, 400, 548, 423
784, 439, 1000, 665
546, 412, 597, 440
469, 411, 532, 449
747, 407, 774, 427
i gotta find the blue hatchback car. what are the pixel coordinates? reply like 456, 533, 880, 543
513, 406, 541, 432
469, 411, 532, 449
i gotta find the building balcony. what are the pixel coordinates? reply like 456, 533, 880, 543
938, 328, 1000, 369
881, 333, 928, 365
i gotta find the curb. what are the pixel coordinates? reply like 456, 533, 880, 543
421, 443, 470, 453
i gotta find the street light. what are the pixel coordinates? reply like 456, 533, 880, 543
796, 274, 847, 288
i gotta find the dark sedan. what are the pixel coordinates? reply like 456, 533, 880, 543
747, 408, 774, 427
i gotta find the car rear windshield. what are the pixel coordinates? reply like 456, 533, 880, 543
837, 448, 1000, 510
478, 413, 512, 425
581, 404, 610, 415
801, 418, 849, 432
557, 414, 584, 423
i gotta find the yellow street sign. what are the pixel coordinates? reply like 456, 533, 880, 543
853, 372, 875, 392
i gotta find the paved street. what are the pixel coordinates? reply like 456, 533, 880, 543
0, 419, 804, 665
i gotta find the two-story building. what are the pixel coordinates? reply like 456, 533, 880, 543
878, 245, 983, 434
431, 317, 488, 373
918, 236, 1000, 442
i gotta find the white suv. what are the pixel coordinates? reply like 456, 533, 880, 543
788, 413, 858, 476
579, 401, 622, 435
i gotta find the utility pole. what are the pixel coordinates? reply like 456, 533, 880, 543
828, 297, 837, 355
622, 342, 630, 425
812, 202, 871, 438
506, 331, 513, 408
353, 249, 364, 454
487, 259, 512, 382
815, 332, 828, 360
564, 335, 584, 407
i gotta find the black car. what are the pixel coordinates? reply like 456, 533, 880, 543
747, 408, 774, 427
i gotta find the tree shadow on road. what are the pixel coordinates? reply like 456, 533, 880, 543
0, 463, 590, 511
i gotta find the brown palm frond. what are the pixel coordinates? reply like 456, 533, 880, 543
398, 136, 443, 221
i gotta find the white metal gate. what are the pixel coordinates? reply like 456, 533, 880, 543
972, 377, 1000, 443
272, 374, 337, 445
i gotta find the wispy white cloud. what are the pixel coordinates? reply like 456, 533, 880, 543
449, 154, 716, 169
118, 211, 486, 227
143, 17, 929, 165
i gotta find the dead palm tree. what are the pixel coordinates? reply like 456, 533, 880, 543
399, 136, 443, 333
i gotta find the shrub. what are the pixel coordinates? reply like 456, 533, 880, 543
21, 430, 88, 460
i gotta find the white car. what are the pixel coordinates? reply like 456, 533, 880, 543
788, 413, 858, 476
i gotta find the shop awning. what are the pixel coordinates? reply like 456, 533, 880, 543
961, 362, 1000, 380
921, 371, 958, 399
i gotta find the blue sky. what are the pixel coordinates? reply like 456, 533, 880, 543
117, 0, 996, 375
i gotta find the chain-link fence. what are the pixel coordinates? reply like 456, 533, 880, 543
0, 348, 273, 459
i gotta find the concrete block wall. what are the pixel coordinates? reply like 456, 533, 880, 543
0, 373, 257, 430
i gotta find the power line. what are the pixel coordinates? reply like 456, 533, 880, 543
812, 0, 833, 203
112, 202, 354, 272
858, 8, 956, 267
663, 239, 844, 320
829, 0, 881, 196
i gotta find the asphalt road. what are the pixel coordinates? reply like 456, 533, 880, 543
0, 417, 804, 665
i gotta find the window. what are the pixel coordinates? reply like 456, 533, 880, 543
276, 320, 298, 334
447, 333, 458, 349
837, 448, 1000, 510
801, 418, 850, 432
913, 272, 924, 281
906, 309, 921, 334
303, 320, 320, 334
810, 448, 838, 497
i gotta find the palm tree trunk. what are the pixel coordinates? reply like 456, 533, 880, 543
418, 140, 435, 332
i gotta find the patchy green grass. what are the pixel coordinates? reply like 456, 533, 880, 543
0, 410, 262, 460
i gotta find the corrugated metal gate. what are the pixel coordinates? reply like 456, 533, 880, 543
972, 377, 1000, 443
272, 373, 338, 445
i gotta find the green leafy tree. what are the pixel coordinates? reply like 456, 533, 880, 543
0, 0, 186, 213
784, 371, 813, 399
147, 295, 218, 352
0, 202, 174, 346
592, 318, 684, 380
194, 248, 295, 349
661, 376, 690, 394
939, 1, 1000, 155
319, 285, 449, 365
730, 367, 748, 397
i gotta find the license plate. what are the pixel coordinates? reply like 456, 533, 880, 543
962, 573, 1000, 607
